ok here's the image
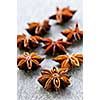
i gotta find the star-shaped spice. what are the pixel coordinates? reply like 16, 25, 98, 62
38, 66, 70, 91
17, 33, 43, 50
42, 38, 72, 55
49, 6, 76, 24
26, 20, 51, 36
17, 52, 44, 72
53, 53, 83, 71
61, 23, 83, 42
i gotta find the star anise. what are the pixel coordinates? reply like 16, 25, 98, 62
17, 33, 43, 50
49, 6, 76, 24
53, 53, 83, 70
17, 52, 44, 72
38, 66, 70, 91
42, 38, 72, 55
26, 20, 51, 36
61, 23, 83, 42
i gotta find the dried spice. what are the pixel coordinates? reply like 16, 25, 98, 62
53, 53, 83, 70
17, 52, 44, 72
42, 38, 72, 55
49, 6, 76, 24
26, 20, 51, 36
61, 23, 83, 42
38, 66, 70, 91
17, 33, 43, 50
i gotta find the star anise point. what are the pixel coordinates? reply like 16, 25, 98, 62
17, 52, 44, 72
38, 66, 70, 91
53, 53, 83, 70
26, 20, 51, 36
42, 38, 71, 55
17, 33, 43, 50
49, 6, 76, 24
61, 23, 83, 42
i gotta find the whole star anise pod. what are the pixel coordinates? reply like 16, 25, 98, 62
49, 6, 76, 24
61, 23, 83, 42
53, 53, 83, 70
38, 66, 70, 91
26, 20, 51, 36
17, 33, 43, 50
42, 38, 72, 55
17, 52, 44, 72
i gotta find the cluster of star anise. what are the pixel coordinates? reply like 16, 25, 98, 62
17, 6, 83, 91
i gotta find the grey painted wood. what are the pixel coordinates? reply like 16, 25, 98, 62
17, 0, 83, 100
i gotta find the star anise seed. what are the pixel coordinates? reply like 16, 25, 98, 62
42, 38, 72, 55
61, 23, 83, 42
53, 53, 83, 70
38, 66, 70, 91
49, 6, 76, 24
17, 52, 44, 72
26, 20, 51, 36
17, 33, 43, 50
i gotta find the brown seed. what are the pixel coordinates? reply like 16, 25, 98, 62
42, 38, 72, 55
49, 6, 76, 24
53, 53, 83, 70
38, 66, 70, 91
17, 33, 43, 50
26, 20, 51, 36
17, 52, 44, 72
61, 23, 83, 43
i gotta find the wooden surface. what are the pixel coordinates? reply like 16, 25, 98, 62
17, 0, 83, 100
